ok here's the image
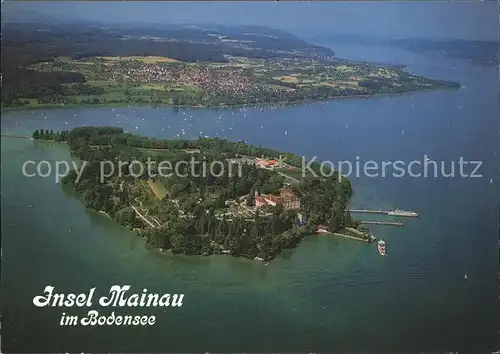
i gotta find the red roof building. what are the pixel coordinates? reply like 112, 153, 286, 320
256, 159, 279, 168
316, 225, 329, 234
255, 195, 268, 208
253, 189, 300, 210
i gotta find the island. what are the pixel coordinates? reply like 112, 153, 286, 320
3, 22, 460, 109
33, 126, 374, 261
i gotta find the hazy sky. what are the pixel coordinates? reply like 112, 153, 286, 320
3, 1, 497, 41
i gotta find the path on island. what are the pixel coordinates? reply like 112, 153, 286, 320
130, 205, 158, 228
276, 171, 299, 183
131, 198, 161, 228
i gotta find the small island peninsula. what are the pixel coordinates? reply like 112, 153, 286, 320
33, 127, 373, 261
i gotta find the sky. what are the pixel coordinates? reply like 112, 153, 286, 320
2, 1, 498, 41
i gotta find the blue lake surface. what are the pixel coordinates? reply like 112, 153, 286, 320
1, 42, 498, 351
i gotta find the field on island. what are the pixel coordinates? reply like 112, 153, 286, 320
147, 179, 168, 200
273, 75, 299, 83
264, 84, 294, 91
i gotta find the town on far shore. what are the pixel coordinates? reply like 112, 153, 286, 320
14, 55, 459, 109
3, 22, 459, 110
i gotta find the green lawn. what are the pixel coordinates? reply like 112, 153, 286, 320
147, 179, 168, 200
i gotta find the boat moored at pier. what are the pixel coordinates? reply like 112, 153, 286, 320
387, 209, 419, 217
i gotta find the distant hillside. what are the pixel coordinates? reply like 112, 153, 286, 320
2, 22, 335, 69
304, 32, 497, 67
303, 32, 375, 45
387, 38, 498, 66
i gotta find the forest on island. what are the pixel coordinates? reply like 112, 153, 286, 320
34, 127, 361, 260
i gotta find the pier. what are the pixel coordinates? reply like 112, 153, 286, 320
348, 209, 419, 217
316, 226, 376, 243
360, 221, 404, 227
349, 209, 388, 214
333, 233, 373, 243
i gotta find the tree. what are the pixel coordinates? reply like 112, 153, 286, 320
246, 194, 254, 206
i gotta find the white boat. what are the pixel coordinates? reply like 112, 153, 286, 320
377, 240, 386, 256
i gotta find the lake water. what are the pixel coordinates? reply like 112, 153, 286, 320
1, 43, 498, 352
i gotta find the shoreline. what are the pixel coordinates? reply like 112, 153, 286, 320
14, 134, 303, 263
13, 131, 364, 263
1, 84, 459, 113
1, 128, 390, 265
0, 135, 65, 144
